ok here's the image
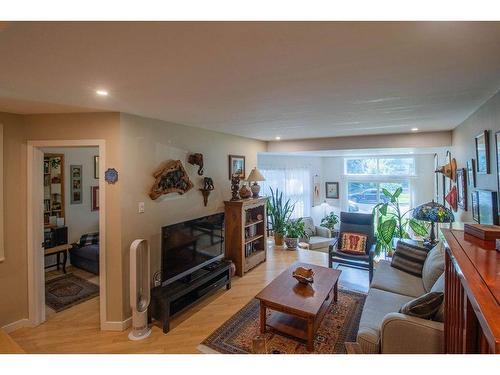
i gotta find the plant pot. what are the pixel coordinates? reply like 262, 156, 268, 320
284, 237, 298, 249
274, 233, 284, 246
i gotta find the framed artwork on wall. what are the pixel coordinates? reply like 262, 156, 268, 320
466, 159, 476, 188
70, 165, 83, 204
228, 155, 245, 180
475, 130, 490, 174
496, 131, 500, 213
471, 191, 479, 223
313, 175, 321, 206
433, 153, 439, 202
325, 182, 339, 199
477, 189, 499, 225
456, 168, 467, 210
94, 155, 99, 179
91, 186, 99, 211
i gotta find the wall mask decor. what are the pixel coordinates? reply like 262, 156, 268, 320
149, 160, 194, 200
199, 177, 215, 207
188, 153, 204, 175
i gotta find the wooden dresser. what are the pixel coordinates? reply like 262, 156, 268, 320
441, 229, 500, 353
224, 197, 267, 277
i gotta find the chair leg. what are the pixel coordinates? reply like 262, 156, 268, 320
369, 267, 373, 283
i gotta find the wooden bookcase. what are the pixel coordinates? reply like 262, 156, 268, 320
43, 154, 65, 225
224, 197, 267, 277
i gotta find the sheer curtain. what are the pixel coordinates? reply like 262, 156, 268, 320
260, 168, 311, 219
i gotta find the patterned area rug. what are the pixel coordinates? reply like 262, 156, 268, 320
199, 288, 366, 354
45, 273, 99, 312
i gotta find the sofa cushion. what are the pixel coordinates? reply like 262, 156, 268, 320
70, 244, 99, 262
357, 288, 415, 353
390, 240, 428, 277
307, 236, 333, 250
422, 244, 445, 292
399, 292, 444, 320
370, 260, 426, 298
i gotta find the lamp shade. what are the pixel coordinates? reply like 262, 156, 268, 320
412, 200, 455, 223
247, 167, 265, 182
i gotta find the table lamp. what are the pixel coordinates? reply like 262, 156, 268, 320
412, 200, 454, 248
247, 167, 266, 198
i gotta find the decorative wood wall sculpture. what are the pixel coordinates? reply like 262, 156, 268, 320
149, 160, 194, 200
199, 177, 215, 206
188, 153, 204, 175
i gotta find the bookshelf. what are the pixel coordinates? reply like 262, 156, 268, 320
224, 197, 267, 277
44, 154, 65, 226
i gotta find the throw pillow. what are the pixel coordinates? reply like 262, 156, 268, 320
422, 244, 445, 292
399, 292, 444, 320
430, 273, 445, 322
339, 232, 367, 254
391, 240, 428, 277
79, 232, 99, 247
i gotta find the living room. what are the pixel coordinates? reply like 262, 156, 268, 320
1, 3, 500, 375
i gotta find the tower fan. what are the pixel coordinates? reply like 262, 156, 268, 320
129, 239, 151, 340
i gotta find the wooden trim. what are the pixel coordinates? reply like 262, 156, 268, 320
27, 139, 108, 331
1, 318, 31, 333
101, 317, 132, 331
0, 123, 3, 263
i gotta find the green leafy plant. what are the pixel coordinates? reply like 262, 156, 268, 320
320, 212, 339, 230
372, 187, 428, 256
267, 187, 295, 236
285, 218, 308, 239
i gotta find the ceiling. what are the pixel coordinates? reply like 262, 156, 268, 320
0, 22, 500, 141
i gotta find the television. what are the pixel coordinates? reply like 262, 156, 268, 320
161, 213, 224, 285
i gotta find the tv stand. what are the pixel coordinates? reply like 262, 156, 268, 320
150, 260, 232, 333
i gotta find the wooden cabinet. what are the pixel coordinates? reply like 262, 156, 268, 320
441, 229, 500, 353
224, 197, 267, 277
44, 154, 65, 225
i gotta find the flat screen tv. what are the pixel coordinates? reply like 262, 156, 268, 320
161, 213, 224, 285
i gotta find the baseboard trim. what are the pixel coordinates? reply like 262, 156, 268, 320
101, 317, 132, 331
1, 318, 31, 333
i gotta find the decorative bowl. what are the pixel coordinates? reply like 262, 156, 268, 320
292, 266, 314, 284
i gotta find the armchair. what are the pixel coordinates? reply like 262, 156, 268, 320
300, 217, 333, 250
328, 212, 376, 282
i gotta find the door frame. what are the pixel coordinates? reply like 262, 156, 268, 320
27, 139, 107, 329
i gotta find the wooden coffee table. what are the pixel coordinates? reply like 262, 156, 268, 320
255, 261, 341, 351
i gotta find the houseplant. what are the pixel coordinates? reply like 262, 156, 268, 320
372, 187, 428, 257
320, 211, 339, 230
284, 218, 308, 249
267, 187, 295, 246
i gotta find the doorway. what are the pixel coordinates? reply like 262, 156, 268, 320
27, 140, 107, 329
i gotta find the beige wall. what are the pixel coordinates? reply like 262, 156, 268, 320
451, 91, 500, 222
119, 113, 266, 316
267, 131, 452, 153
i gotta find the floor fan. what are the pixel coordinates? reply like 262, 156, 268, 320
129, 239, 152, 340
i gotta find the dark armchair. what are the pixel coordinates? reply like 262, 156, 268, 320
328, 212, 376, 282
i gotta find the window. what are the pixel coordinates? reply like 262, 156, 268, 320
260, 168, 311, 219
345, 157, 415, 176
347, 181, 410, 214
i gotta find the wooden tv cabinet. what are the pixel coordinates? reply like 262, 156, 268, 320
224, 197, 268, 277
441, 229, 500, 353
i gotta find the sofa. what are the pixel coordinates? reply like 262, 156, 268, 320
69, 233, 100, 275
300, 217, 333, 250
356, 242, 445, 354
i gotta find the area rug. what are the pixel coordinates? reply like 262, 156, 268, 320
198, 288, 366, 354
45, 273, 99, 312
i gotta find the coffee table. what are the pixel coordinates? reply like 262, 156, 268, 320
255, 261, 341, 351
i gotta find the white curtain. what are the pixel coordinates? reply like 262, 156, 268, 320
260, 168, 311, 219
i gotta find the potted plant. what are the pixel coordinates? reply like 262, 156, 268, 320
320, 211, 339, 231
284, 218, 308, 249
372, 187, 428, 257
267, 188, 295, 246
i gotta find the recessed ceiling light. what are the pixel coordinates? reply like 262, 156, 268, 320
275, 136, 281, 140
411, 128, 419, 132
95, 89, 109, 96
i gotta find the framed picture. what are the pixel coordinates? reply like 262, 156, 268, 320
475, 130, 490, 174
325, 182, 339, 199
477, 190, 499, 225
94, 155, 99, 179
456, 168, 467, 210
471, 191, 479, 223
433, 153, 439, 202
70, 165, 83, 204
466, 159, 476, 188
91, 186, 99, 211
228, 155, 245, 180
313, 175, 321, 206
496, 131, 500, 212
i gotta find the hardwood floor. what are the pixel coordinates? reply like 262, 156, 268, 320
9, 241, 368, 354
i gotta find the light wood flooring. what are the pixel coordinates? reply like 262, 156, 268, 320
9, 241, 368, 354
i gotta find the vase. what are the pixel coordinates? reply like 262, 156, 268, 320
239, 183, 252, 199
284, 237, 298, 249
274, 233, 284, 246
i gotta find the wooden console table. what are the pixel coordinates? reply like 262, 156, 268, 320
441, 229, 500, 353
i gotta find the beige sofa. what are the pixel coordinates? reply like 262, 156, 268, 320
300, 217, 333, 251
356, 243, 445, 354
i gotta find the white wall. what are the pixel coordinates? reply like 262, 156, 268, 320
42, 146, 100, 243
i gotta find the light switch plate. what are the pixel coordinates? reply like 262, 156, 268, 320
138, 202, 145, 213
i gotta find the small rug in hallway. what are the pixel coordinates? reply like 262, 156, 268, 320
45, 273, 99, 312
198, 288, 366, 354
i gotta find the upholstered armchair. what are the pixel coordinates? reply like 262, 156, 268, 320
300, 217, 334, 250
328, 212, 376, 282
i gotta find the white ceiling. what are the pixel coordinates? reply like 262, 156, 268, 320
0, 22, 499, 141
